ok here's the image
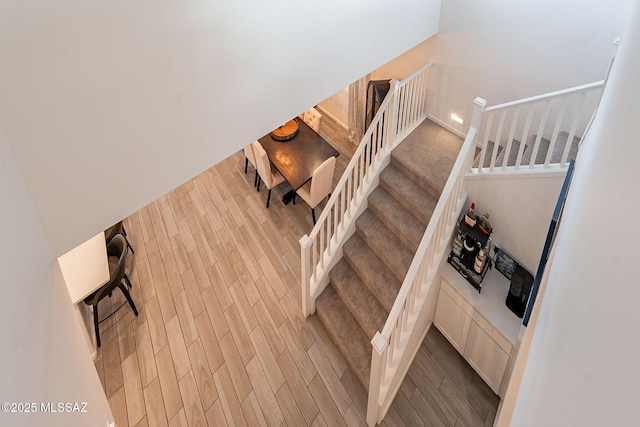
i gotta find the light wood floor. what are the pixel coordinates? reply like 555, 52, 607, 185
93, 116, 499, 427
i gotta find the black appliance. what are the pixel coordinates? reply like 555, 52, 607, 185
448, 219, 492, 292
505, 265, 534, 318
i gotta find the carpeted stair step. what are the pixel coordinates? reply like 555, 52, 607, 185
315, 285, 371, 390
355, 210, 414, 283
329, 259, 388, 338
379, 164, 437, 225
521, 131, 580, 165
389, 121, 462, 200
494, 138, 526, 167
367, 187, 426, 252
389, 155, 440, 201
343, 234, 402, 312
472, 140, 503, 169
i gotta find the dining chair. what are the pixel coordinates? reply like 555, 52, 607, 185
303, 107, 323, 132
83, 234, 138, 348
104, 220, 134, 254
243, 142, 259, 187
252, 140, 286, 208
294, 156, 336, 224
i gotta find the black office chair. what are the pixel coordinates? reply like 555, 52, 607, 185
104, 221, 134, 254
83, 234, 138, 348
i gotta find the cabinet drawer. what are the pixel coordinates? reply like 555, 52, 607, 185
468, 311, 513, 354
434, 289, 472, 354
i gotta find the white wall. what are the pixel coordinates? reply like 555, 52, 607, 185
0, 127, 113, 427
318, 87, 349, 129
0, 0, 441, 257
370, 0, 631, 136
510, 2, 640, 424
0, 1, 440, 423
463, 171, 565, 273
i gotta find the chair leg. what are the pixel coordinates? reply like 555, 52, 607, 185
93, 305, 101, 348
118, 283, 138, 316
124, 236, 134, 254
311, 208, 316, 224
257, 178, 261, 191
244, 157, 249, 174
292, 193, 296, 205
124, 273, 132, 289
121, 226, 135, 254
254, 170, 258, 187
266, 189, 272, 208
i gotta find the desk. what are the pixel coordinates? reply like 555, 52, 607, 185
259, 118, 339, 191
58, 232, 110, 358
58, 232, 110, 304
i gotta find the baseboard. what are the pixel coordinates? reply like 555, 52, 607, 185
426, 113, 468, 140
316, 105, 348, 130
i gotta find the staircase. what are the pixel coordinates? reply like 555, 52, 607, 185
314, 120, 462, 389
473, 131, 580, 169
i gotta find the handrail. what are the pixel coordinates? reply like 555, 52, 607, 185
381, 128, 477, 338
300, 63, 432, 317
483, 80, 604, 113
310, 85, 395, 235
473, 80, 604, 172
299, 80, 398, 315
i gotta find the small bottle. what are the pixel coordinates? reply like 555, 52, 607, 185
452, 232, 463, 257
465, 203, 477, 227
474, 246, 487, 274
479, 213, 492, 234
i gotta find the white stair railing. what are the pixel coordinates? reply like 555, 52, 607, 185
366, 97, 485, 427
474, 81, 604, 173
300, 63, 432, 317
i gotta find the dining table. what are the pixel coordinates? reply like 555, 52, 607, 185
259, 118, 339, 203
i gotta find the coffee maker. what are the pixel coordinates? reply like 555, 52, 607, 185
505, 265, 534, 318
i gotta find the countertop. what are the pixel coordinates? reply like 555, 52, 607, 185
441, 263, 522, 346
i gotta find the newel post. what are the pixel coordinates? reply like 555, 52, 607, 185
299, 234, 313, 317
387, 79, 401, 151
471, 97, 486, 131
366, 332, 388, 427
468, 97, 487, 167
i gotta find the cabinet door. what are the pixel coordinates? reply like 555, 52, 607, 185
464, 322, 510, 394
434, 289, 472, 354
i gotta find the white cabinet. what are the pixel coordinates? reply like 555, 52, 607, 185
434, 266, 521, 397
434, 289, 471, 353
464, 322, 510, 393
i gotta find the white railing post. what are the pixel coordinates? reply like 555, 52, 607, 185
471, 97, 487, 130
387, 79, 401, 150
367, 332, 388, 427
300, 234, 313, 317
470, 97, 487, 167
